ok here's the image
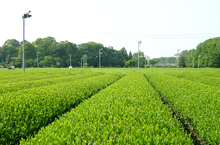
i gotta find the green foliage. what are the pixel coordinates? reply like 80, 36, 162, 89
3, 39, 21, 48
184, 37, 220, 68
18, 42, 36, 59
1, 38, 131, 68
156, 57, 166, 63
132, 51, 145, 67
0, 72, 102, 95
166, 57, 176, 63
0, 72, 120, 144
145, 72, 220, 144
21, 72, 192, 144
0, 44, 19, 65
165, 71, 220, 88
149, 58, 158, 66
185, 49, 196, 67
125, 59, 136, 68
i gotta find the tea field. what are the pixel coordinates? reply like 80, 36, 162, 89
0, 68, 220, 144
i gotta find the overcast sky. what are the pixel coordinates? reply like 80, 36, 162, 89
1, 0, 220, 59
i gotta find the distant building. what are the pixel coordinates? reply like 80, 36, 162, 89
158, 63, 175, 66
167, 63, 175, 66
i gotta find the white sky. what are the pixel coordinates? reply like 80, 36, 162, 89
1, 0, 220, 59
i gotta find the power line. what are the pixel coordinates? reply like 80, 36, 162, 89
1, 23, 219, 39
28, 24, 220, 39
0, 24, 22, 29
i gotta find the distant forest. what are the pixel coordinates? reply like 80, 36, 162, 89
0, 36, 220, 68
0, 37, 133, 68
146, 37, 220, 68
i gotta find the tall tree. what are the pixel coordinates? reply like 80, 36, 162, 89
193, 37, 220, 68
78, 42, 104, 67
149, 58, 158, 66
18, 41, 36, 60
0, 39, 20, 64
166, 57, 176, 63
156, 57, 167, 64
3, 39, 21, 48
178, 50, 189, 67
133, 51, 145, 67
125, 59, 136, 68
185, 49, 196, 67
118, 47, 129, 67
128, 51, 132, 60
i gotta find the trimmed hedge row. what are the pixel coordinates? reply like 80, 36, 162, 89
0, 73, 121, 144
165, 71, 220, 88
0, 72, 102, 95
146, 72, 220, 144
21, 72, 192, 144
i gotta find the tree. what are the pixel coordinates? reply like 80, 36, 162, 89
0, 47, 4, 62
166, 57, 176, 63
157, 57, 166, 64
185, 49, 196, 67
0, 60, 5, 66
118, 47, 129, 67
78, 42, 104, 67
128, 51, 132, 60
26, 58, 34, 67
125, 59, 136, 68
14, 57, 22, 68
3, 39, 21, 48
32, 38, 43, 46
55, 57, 64, 68
18, 41, 36, 59
1, 45, 18, 59
191, 37, 220, 68
1, 39, 20, 63
180, 50, 189, 57
5, 54, 11, 65
32, 37, 57, 57
44, 56, 55, 67
179, 56, 186, 67
133, 51, 145, 67
149, 58, 158, 66
35, 45, 46, 62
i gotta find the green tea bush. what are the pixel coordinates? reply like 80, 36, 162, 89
21, 72, 192, 144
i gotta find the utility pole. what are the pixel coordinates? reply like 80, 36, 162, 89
83, 56, 84, 68
99, 48, 103, 69
81, 57, 83, 68
85, 54, 87, 69
145, 55, 149, 68
22, 17, 25, 72
82, 55, 87, 69
37, 52, 40, 69
69, 54, 72, 69
69, 54, 71, 66
177, 49, 180, 69
138, 40, 142, 71
145, 55, 147, 68
132, 56, 133, 68
147, 56, 150, 65
193, 58, 194, 68
22, 11, 32, 73
198, 55, 201, 68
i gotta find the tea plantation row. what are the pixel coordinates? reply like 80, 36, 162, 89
20, 72, 192, 144
146, 72, 220, 144
0, 72, 121, 144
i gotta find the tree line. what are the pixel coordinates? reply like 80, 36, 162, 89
174, 37, 220, 68
0, 36, 146, 68
1, 36, 220, 68
141, 37, 220, 68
